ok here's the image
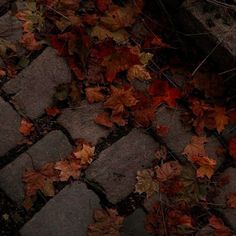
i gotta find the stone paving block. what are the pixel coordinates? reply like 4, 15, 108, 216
27, 130, 73, 169
0, 153, 32, 203
154, 105, 225, 165
214, 168, 236, 230
0, 130, 72, 203
86, 129, 160, 204
58, 101, 110, 145
121, 209, 149, 236
20, 182, 100, 236
0, 97, 23, 156
174, 1, 236, 71
3, 47, 72, 119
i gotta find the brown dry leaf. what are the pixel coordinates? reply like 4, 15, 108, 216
19, 119, 34, 136
155, 161, 182, 182
182, 136, 207, 158
54, 158, 81, 181
135, 169, 159, 197
86, 87, 105, 104
189, 156, 216, 179
73, 144, 95, 166
104, 86, 138, 115
209, 215, 230, 236
20, 32, 42, 51
127, 65, 152, 81
87, 208, 124, 236
214, 106, 229, 133
155, 145, 167, 161
226, 193, 236, 209
91, 25, 129, 43
95, 112, 113, 128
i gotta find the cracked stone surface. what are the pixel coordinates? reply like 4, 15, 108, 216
20, 182, 100, 236
0, 130, 72, 203
0, 97, 23, 156
214, 167, 236, 230
2, 47, 72, 119
58, 101, 110, 145
86, 129, 159, 204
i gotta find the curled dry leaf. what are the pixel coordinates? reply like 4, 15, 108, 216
87, 208, 124, 236
226, 193, 236, 209
19, 119, 34, 136
135, 169, 159, 198
20, 32, 42, 51
73, 144, 95, 166
127, 65, 152, 81
209, 215, 230, 236
54, 158, 81, 181
229, 136, 236, 160
155, 161, 182, 182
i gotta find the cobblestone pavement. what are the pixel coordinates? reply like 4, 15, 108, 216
0, 1, 236, 236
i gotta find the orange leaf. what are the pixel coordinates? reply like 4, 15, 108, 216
19, 119, 34, 136
214, 106, 229, 133
229, 136, 236, 160
73, 144, 95, 166
21, 32, 42, 51
86, 87, 105, 104
45, 107, 61, 117
95, 112, 113, 128
209, 215, 230, 236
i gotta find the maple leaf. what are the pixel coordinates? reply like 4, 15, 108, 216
182, 136, 207, 159
149, 79, 181, 107
54, 158, 81, 181
19, 119, 34, 136
132, 106, 156, 127
45, 107, 61, 117
104, 86, 138, 115
91, 25, 129, 43
95, 112, 113, 128
135, 169, 159, 198
96, 0, 112, 12
73, 144, 95, 166
20, 32, 42, 51
86, 87, 105, 104
144, 34, 169, 49
209, 215, 230, 236
111, 113, 127, 126
226, 193, 236, 208
189, 156, 216, 179
127, 65, 152, 81
214, 106, 229, 133
229, 136, 236, 160
155, 161, 182, 182
87, 208, 124, 236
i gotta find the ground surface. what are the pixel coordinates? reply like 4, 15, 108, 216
0, 1, 236, 236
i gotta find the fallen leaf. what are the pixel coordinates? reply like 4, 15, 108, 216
95, 112, 113, 128
127, 65, 152, 81
19, 119, 34, 136
45, 107, 61, 117
214, 106, 229, 133
86, 87, 105, 104
229, 136, 236, 160
88, 208, 124, 236
189, 156, 216, 179
20, 32, 42, 51
54, 158, 81, 181
226, 193, 236, 208
155, 124, 169, 137
209, 215, 230, 236
73, 144, 95, 166
135, 169, 159, 197
96, 0, 112, 12
155, 161, 182, 182
155, 145, 167, 161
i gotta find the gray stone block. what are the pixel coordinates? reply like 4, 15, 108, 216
86, 129, 160, 204
0, 97, 23, 156
3, 47, 72, 119
20, 182, 100, 236
58, 101, 110, 145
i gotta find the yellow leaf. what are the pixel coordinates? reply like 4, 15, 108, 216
127, 64, 152, 81
73, 144, 95, 165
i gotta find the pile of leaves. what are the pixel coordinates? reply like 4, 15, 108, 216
2, 0, 236, 235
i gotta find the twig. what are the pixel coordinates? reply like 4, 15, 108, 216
46, 5, 70, 21
191, 40, 223, 77
206, 0, 236, 11
219, 67, 236, 75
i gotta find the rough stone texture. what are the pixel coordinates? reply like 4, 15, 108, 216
196, 226, 214, 236
174, 1, 236, 71
214, 168, 236, 230
58, 101, 110, 145
3, 47, 72, 119
121, 209, 149, 236
86, 129, 160, 204
0, 153, 32, 203
154, 105, 225, 166
0, 97, 23, 156
20, 182, 100, 236
27, 130, 73, 169
0, 130, 72, 203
